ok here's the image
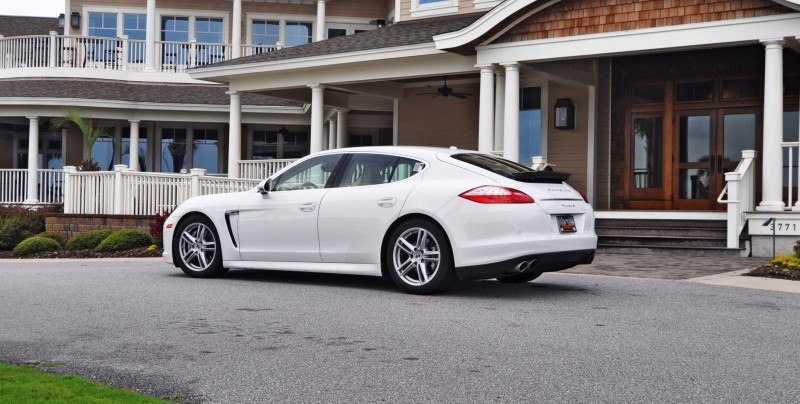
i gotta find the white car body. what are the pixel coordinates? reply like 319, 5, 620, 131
163, 147, 596, 281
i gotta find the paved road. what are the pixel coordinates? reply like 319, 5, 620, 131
1, 259, 798, 403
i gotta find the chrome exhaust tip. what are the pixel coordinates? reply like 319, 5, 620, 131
514, 261, 529, 273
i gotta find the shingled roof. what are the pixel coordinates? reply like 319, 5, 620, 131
0, 78, 303, 107
0, 15, 61, 37
202, 12, 485, 69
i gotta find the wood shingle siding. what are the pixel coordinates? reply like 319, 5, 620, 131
496, 0, 796, 43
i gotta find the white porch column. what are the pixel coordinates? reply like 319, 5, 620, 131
144, 0, 157, 72
494, 70, 505, 152
228, 91, 242, 178
315, 0, 326, 42
25, 117, 39, 204
129, 120, 140, 171
310, 85, 325, 153
502, 62, 520, 162
64, 0, 71, 36
328, 118, 337, 149
231, 0, 242, 59
757, 39, 785, 211
336, 108, 348, 149
477, 64, 495, 153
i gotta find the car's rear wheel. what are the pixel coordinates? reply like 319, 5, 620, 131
385, 219, 456, 294
174, 216, 226, 278
496, 271, 543, 283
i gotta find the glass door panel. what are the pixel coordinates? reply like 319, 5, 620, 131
632, 115, 663, 189
676, 112, 714, 209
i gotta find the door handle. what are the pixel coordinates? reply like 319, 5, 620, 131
377, 197, 397, 208
299, 202, 317, 212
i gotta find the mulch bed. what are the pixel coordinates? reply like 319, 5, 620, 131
745, 265, 800, 281
0, 247, 163, 259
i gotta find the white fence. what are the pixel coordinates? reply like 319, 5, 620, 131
0, 33, 282, 73
0, 169, 64, 204
239, 159, 297, 180
717, 150, 757, 249
63, 165, 259, 215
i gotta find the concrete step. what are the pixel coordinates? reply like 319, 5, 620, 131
596, 218, 726, 230
596, 226, 726, 238
597, 244, 745, 257
598, 234, 727, 248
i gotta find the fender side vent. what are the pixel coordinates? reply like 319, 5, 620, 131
224, 210, 239, 248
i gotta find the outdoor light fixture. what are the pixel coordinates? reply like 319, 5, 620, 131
58, 14, 65, 29
370, 19, 386, 28
70, 12, 81, 29
554, 98, 575, 130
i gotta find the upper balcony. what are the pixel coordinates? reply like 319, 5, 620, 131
0, 33, 281, 82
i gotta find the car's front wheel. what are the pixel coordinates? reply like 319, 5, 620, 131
174, 215, 226, 278
385, 219, 456, 294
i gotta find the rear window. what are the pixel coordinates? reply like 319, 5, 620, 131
451, 153, 533, 178
451, 153, 570, 183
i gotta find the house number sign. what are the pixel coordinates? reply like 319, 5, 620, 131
748, 219, 800, 235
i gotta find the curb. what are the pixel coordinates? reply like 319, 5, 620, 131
0, 257, 163, 264
684, 269, 800, 294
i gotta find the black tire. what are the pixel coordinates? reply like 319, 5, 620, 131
173, 215, 227, 278
384, 219, 456, 294
496, 271, 543, 283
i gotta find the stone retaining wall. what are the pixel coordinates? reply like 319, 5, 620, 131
45, 214, 154, 240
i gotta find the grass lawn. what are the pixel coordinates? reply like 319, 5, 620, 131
0, 362, 169, 403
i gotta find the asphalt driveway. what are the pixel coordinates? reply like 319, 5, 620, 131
0, 258, 798, 403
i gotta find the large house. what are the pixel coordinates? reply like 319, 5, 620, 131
1, 0, 799, 256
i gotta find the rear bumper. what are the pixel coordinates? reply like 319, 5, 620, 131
454, 249, 595, 280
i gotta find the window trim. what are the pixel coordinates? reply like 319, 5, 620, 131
410, 0, 459, 18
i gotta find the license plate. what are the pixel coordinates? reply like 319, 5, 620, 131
557, 215, 576, 234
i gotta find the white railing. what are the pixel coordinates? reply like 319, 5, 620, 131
782, 141, 800, 209
0, 169, 64, 204
238, 159, 297, 180
717, 150, 757, 249
241, 43, 281, 56
0, 33, 264, 73
63, 165, 259, 215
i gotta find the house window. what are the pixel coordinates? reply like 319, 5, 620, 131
124, 14, 146, 63
92, 134, 116, 171
252, 130, 279, 159
519, 87, 542, 163
632, 116, 664, 189
284, 21, 313, 46
721, 79, 759, 100
675, 81, 714, 103
252, 20, 280, 45
161, 16, 190, 42
350, 134, 373, 147
326, 22, 373, 39
193, 129, 219, 174
633, 84, 665, 105
88, 12, 117, 38
411, 0, 459, 17
161, 128, 188, 173
195, 17, 224, 43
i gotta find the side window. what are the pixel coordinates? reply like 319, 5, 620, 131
273, 154, 342, 191
339, 154, 423, 187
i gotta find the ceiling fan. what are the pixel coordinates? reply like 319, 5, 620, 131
417, 77, 472, 99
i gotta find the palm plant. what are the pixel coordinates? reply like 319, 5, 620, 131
53, 108, 111, 171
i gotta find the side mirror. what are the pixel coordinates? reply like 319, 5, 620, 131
258, 178, 273, 195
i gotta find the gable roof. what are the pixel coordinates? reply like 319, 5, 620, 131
197, 12, 485, 69
0, 15, 61, 37
0, 78, 303, 107
433, 0, 800, 52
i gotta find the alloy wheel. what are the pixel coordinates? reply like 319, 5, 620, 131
392, 227, 441, 286
178, 222, 217, 272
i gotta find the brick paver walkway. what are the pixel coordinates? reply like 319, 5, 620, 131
563, 253, 766, 280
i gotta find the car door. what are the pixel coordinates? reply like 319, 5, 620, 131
317, 153, 425, 264
237, 153, 344, 262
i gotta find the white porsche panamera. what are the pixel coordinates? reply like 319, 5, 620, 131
163, 147, 597, 294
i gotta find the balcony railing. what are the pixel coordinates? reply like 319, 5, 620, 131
0, 33, 281, 74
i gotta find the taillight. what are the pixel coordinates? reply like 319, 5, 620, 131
459, 186, 534, 204
578, 190, 588, 203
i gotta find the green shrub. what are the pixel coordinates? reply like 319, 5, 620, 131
95, 230, 153, 252
771, 255, 800, 270
13, 236, 62, 256
35, 231, 67, 248
0, 205, 61, 251
67, 230, 112, 250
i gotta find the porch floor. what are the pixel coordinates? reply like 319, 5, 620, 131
564, 252, 764, 280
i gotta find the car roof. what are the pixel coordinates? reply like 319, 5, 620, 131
319, 146, 478, 159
